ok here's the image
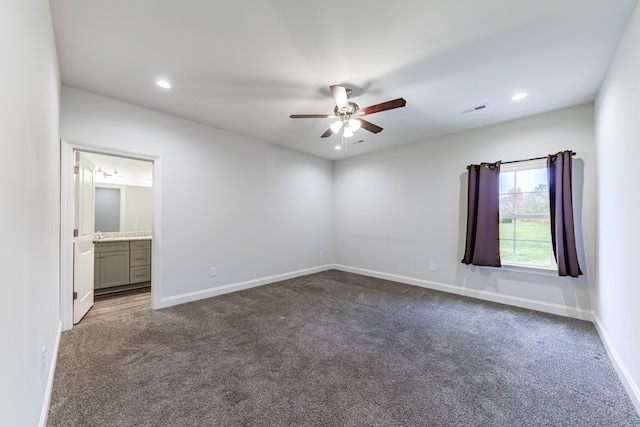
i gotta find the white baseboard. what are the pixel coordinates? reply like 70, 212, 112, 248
332, 264, 593, 321
160, 263, 593, 320
159, 264, 333, 308
593, 314, 640, 415
39, 321, 62, 427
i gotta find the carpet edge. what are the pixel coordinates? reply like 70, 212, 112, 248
333, 264, 593, 321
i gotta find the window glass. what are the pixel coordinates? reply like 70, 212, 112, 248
498, 171, 515, 193
500, 239, 516, 263
499, 161, 555, 269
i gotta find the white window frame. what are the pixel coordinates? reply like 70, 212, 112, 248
499, 159, 557, 271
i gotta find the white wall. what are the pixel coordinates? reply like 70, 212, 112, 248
0, 1, 61, 426
123, 185, 153, 232
594, 2, 640, 411
60, 86, 333, 307
334, 104, 596, 320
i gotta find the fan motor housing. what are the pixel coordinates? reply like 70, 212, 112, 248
334, 102, 359, 117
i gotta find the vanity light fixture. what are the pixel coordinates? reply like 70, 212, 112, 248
96, 166, 111, 178
96, 167, 125, 179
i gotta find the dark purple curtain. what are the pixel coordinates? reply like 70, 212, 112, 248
547, 151, 582, 277
462, 162, 501, 267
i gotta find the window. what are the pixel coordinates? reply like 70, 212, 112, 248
499, 159, 556, 269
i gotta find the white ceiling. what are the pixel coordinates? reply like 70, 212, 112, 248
50, 0, 638, 161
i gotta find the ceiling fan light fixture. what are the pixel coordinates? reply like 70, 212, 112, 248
330, 120, 343, 133
290, 85, 406, 147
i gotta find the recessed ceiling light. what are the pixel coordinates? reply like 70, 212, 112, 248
334, 145, 342, 150
511, 93, 527, 101
156, 80, 171, 89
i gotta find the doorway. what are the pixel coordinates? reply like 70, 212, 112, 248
84, 152, 153, 304
60, 140, 161, 331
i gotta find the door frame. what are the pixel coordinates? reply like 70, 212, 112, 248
60, 139, 163, 331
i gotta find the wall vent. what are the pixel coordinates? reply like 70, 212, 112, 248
461, 103, 487, 114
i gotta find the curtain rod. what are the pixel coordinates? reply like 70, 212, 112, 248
466, 151, 576, 169
501, 151, 576, 165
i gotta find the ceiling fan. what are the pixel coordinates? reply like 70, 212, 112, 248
290, 85, 406, 149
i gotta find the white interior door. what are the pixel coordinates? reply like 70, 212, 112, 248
73, 151, 96, 323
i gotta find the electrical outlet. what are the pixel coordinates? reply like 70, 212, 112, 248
210, 267, 217, 277
319, 251, 323, 259
429, 263, 436, 272
41, 346, 46, 371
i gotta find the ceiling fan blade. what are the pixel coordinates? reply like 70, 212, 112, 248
320, 128, 334, 138
330, 85, 349, 111
290, 114, 332, 119
360, 98, 406, 116
358, 119, 383, 134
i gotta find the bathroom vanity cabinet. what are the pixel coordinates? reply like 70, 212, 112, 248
94, 239, 151, 292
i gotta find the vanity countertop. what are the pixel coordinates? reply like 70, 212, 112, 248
94, 232, 152, 243
95, 236, 151, 243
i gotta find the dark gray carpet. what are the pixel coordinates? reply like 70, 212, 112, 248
47, 270, 640, 426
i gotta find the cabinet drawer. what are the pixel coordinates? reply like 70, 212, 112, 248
130, 265, 151, 283
95, 241, 130, 253
130, 240, 151, 250
130, 249, 151, 266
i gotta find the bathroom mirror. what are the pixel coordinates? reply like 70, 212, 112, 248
94, 184, 152, 232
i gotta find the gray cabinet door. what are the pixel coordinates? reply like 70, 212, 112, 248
98, 250, 130, 288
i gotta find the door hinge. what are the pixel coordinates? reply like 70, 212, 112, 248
73, 165, 79, 174
73, 229, 79, 237
73, 292, 78, 300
